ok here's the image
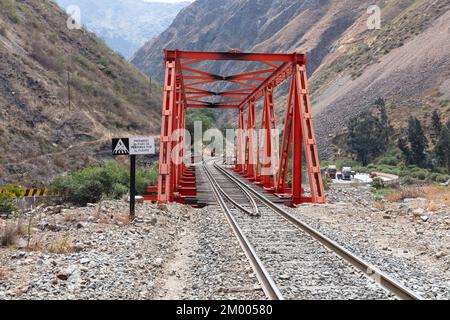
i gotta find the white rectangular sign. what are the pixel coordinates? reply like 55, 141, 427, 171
129, 137, 155, 155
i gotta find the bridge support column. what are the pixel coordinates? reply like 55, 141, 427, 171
262, 86, 277, 191
294, 63, 324, 204
276, 62, 325, 204
244, 100, 256, 180
157, 60, 176, 203
235, 108, 245, 173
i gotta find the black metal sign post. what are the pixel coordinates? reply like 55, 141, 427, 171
130, 155, 136, 220
112, 137, 155, 220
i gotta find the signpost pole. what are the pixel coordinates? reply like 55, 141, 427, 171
130, 155, 136, 219
113, 136, 155, 218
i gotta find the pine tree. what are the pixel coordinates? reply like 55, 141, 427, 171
431, 110, 442, 143
435, 126, 450, 174
375, 97, 390, 145
406, 116, 427, 167
348, 112, 386, 166
398, 137, 412, 165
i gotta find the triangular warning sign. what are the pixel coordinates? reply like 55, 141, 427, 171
113, 139, 129, 155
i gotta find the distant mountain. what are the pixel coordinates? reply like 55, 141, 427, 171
132, 0, 450, 158
0, 0, 162, 185
56, 0, 191, 59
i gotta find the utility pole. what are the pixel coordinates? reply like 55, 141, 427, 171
67, 70, 71, 110
149, 76, 152, 98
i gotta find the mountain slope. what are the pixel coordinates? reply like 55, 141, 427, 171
132, 0, 450, 158
132, 0, 351, 80
56, 0, 191, 59
0, 0, 162, 185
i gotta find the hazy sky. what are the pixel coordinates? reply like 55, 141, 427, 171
143, 0, 193, 3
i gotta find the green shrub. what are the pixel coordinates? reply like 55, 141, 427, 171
371, 177, 385, 190
436, 174, 450, 183
0, 185, 20, 215
99, 57, 109, 67
335, 158, 360, 170
322, 176, 332, 191
401, 175, 414, 185
0, 0, 19, 23
410, 168, 428, 180
50, 161, 158, 206
50, 161, 128, 206
428, 172, 439, 182
111, 183, 128, 200
1, 184, 23, 197
136, 163, 158, 194
379, 156, 398, 166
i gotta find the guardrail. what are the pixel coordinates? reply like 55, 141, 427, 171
0, 187, 48, 198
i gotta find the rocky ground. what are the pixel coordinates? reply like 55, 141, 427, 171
289, 185, 450, 300
2, 182, 448, 300
0, 200, 263, 300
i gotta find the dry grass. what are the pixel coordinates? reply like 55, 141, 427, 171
63, 212, 86, 222
422, 186, 450, 208
386, 185, 450, 209
427, 200, 438, 212
47, 233, 78, 254
1, 220, 25, 247
97, 213, 131, 225
0, 269, 7, 280
114, 213, 131, 226
373, 201, 386, 210
27, 239, 44, 252
25, 233, 80, 254
385, 186, 424, 202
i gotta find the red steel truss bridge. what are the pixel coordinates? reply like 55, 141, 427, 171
155, 50, 325, 206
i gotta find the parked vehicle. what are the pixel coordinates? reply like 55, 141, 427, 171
341, 167, 352, 181
326, 165, 337, 179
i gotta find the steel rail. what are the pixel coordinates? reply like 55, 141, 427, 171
202, 160, 283, 300
203, 160, 259, 216
213, 161, 424, 301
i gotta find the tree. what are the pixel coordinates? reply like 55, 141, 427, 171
431, 110, 442, 143
409, 116, 427, 167
435, 126, 450, 174
186, 109, 216, 137
347, 98, 390, 166
348, 113, 386, 165
374, 97, 391, 145
400, 116, 428, 167
398, 137, 412, 164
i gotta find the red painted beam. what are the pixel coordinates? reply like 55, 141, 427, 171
165, 50, 306, 63
238, 61, 293, 110
187, 104, 239, 109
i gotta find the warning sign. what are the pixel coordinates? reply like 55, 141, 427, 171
112, 137, 155, 156
112, 138, 130, 155
129, 137, 155, 155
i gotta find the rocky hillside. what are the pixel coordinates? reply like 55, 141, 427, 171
132, 0, 450, 158
56, 0, 191, 59
0, 0, 162, 185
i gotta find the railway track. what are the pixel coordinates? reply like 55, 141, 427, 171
202, 158, 423, 300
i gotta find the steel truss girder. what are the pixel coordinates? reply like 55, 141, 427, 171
157, 50, 324, 206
